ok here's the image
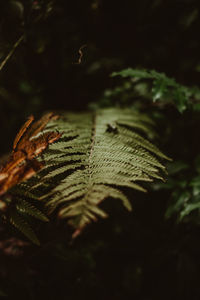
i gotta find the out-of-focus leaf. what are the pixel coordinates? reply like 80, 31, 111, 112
173, 88, 188, 113
111, 68, 200, 112
189, 176, 200, 196
167, 161, 189, 175
165, 190, 190, 218
180, 199, 200, 220
112, 68, 152, 79
152, 79, 167, 102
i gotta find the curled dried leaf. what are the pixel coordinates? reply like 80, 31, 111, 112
0, 112, 61, 197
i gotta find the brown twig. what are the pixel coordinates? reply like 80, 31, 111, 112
73, 44, 87, 64
0, 35, 24, 72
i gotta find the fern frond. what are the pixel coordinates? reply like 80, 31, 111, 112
16, 199, 49, 222
9, 211, 40, 245
1, 189, 48, 244
21, 108, 169, 235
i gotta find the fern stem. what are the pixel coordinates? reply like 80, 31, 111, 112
88, 113, 97, 181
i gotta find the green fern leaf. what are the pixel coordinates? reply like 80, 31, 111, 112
16, 199, 49, 222
1, 188, 49, 244
9, 211, 40, 245
22, 108, 169, 235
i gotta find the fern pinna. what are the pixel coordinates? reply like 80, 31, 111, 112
19, 108, 170, 238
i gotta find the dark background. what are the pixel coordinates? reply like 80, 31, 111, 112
0, 1, 200, 299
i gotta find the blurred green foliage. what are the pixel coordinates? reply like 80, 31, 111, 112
111, 68, 200, 112
153, 158, 200, 223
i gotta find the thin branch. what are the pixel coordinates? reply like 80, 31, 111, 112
73, 44, 87, 65
0, 35, 24, 72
